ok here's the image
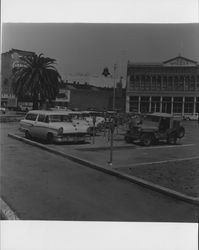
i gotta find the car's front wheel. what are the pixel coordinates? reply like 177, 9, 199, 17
125, 135, 133, 143
46, 133, 54, 144
140, 133, 152, 146
167, 134, 177, 145
177, 127, 185, 138
25, 130, 32, 140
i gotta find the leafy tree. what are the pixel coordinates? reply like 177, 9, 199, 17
12, 53, 61, 109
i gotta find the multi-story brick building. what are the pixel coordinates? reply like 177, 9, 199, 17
126, 55, 199, 116
1, 49, 35, 108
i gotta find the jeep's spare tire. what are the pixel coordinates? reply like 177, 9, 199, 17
177, 127, 185, 138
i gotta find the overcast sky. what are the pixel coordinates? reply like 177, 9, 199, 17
2, 23, 199, 79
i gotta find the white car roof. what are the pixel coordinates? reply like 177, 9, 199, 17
27, 110, 104, 116
27, 110, 72, 115
27, 110, 93, 116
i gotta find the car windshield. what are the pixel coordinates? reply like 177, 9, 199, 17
81, 113, 90, 118
49, 115, 72, 122
69, 113, 84, 120
144, 115, 160, 123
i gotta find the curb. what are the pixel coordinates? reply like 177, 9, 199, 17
0, 197, 20, 220
8, 133, 199, 206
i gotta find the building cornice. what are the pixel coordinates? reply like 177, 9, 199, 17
128, 55, 198, 67
1, 48, 35, 56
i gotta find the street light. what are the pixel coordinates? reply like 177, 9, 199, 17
102, 64, 117, 111
113, 63, 117, 111
108, 120, 115, 166
102, 64, 117, 165
102, 67, 111, 77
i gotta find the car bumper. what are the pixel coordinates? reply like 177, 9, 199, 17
125, 133, 140, 140
19, 127, 27, 132
54, 134, 88, 143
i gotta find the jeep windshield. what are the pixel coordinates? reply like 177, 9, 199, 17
144, 115, 160, 123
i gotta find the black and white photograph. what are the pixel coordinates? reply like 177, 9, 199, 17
0, 0, 199, 249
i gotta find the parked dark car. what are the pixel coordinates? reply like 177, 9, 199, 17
124, 112, 185, 146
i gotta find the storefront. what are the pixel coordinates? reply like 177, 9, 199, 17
126, 55, 199, 115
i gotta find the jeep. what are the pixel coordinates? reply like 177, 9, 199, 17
124, 112, 185, 146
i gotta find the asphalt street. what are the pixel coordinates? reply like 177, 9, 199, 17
1, 122, 199, 221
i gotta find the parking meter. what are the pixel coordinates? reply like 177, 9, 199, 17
109, 121, 115, 134
108, 121, 115, 165
92, 115, 96, 144
92, 115, 96, 125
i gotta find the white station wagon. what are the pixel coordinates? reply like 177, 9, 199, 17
19, 110, 90, 143
63, 111, 105, 134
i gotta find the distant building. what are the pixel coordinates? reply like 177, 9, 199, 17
1, 49, 35, 108
55, 82, 126, 111
66, 74, 126, 88
1, 49, 126, 111
126, 55, 199, 115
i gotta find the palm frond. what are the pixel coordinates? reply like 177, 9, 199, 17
11, 53, 62, 104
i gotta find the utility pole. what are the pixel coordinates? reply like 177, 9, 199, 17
108, 121, 115, 166
113, 63, 117, 111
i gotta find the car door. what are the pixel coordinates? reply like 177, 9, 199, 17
33, 113, 47, 139
22, 113, 38, 137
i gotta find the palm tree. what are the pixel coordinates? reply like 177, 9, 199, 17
12, 53, 62, 109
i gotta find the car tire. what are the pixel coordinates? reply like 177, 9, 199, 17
177, 127, 185, 138
167, 134, 177, 145
153, 138, 159, 145
25, 130, 32, 140
46, 133, 54, 144
125, 136, 132, 143
140, 134, 152, 146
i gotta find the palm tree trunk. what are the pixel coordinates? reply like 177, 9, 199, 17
33, 101, 38, 110
32, 92, 39, 110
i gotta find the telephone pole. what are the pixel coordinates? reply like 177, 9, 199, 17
113, 63, 117, 111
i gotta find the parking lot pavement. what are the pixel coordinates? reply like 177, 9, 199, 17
4, 121, 199, 175
45, 121, 199, 169
47, 142, 197, 170
1, 122, 199, 221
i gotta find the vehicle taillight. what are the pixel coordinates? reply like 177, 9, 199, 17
57, 127, 63, 136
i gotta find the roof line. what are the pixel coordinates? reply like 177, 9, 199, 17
2, 48, 35, 55
128, 55, 198, 66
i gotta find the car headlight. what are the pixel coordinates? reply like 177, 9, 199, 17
96, 122, 101, 127
57, 127, 63, 136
